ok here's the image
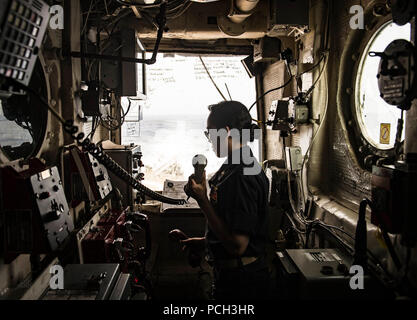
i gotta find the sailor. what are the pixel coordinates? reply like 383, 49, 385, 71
183, 101, 270, 300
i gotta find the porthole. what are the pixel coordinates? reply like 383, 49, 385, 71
355, 21, 411, 150
0, 61, 48, 161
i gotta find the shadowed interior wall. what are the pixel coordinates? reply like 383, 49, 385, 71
309, 0, 417, 288
261, 0, 417, 289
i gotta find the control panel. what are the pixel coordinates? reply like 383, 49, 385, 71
80, 207, 151, 274
267, 99, 310, 132
276, 249, 358, 299
42, 264, 132, 300
30, 166, 74, 250
76, 201, 110, 264
64, 146, 113, 205
102, 141, 144, 208
81, 224, 116, 264
275, 249, 393, 299
88, 153, 113, 200
0, 0, 50, 87
267, 100, 292, 131
1, 159, 73, 262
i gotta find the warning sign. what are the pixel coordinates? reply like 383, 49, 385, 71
380, 123, 391, 145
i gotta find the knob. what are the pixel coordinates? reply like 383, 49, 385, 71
320, 265, 334, 275
38, 192, 50, 200
133, 152, 142, 159
43, 210, 61, 223
337, 263, 349, 275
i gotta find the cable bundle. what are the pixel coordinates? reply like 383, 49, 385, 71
63, 119, 186, 205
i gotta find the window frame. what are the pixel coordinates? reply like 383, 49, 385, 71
120, 52, 261, 189
354, 20, 410, 152
337, 12, 409, 171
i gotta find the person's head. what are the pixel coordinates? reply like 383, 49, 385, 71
205, 101, 258, 158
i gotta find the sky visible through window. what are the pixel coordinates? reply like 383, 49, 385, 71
122, 54, 257, 191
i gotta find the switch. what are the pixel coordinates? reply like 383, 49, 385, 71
11, 1, 18, 12
337, 263, 349, 275
96, 174, 105, 182
24, 8, 31, 19
39, 191, 50, 200
17, 4, 25, 15
7, 14, 14, 24
43, 210, 61, 222
31, 27, 38, 37
320, 265, 334, 275
30, 12, 36, 23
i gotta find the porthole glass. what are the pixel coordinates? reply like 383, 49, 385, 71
355, 21, 411, 150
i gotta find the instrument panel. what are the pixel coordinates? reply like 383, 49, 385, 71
0, 0, 49, 87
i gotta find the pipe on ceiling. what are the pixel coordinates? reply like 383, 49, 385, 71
232, 0, 260, 23
218, 0, 260, 36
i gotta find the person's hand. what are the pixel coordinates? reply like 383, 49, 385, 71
180, 238, 204, 268
184, 171, 208, 204
180, 237, 205, 253
168, 229, 188, 242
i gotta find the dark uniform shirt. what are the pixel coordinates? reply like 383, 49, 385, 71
205, 146, 269, 261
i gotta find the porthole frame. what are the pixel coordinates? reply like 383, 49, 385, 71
337, 6, 405, 171
0, 52, 49, 164
354, 20, 410, 151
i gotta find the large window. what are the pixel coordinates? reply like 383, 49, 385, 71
355, 21, 411, 150
122, 54, 257, 191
